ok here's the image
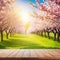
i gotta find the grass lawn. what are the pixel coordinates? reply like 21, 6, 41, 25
0, 33, 60, 49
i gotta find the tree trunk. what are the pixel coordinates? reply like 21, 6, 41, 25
47, 32, 50, 39
54, 33, 56, 40
10, 33, 13, 37
57, 33, 60, 41
37, 32, 39, 35
1, 31, 3, 42
6, 32, 9, 39
10, 33, 12, 37
41, 32, 43, 36
44, 31, 46, 37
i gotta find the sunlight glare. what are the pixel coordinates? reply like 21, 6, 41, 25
19, 9, 31, 25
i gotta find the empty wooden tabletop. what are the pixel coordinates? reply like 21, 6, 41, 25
0, 49, 60, 60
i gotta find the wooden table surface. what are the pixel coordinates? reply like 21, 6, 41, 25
0, 49, 60, 60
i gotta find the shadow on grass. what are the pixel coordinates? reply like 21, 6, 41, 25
37, 34, 60, 42
0, 33, 60, 49
0, 38, 60, 49
48, 36, 60, 42
0, 39, 45, 49
0, 44, 6, 49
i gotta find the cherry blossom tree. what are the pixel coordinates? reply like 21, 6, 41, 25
29, 0, 60, 41
0, 0, 15, 41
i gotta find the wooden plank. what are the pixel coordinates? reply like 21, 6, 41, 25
47, 49, 60, 59
8, 50, 19, 57
14, 49, 25, 57
35, 49, 53, 59
0, 49, 14, 57
30, 49, 38, 57
0, 49, 60, 60
22, 49, 30, 57
53, 49, 60, 55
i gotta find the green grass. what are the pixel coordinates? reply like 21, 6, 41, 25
0, 33, 60, 49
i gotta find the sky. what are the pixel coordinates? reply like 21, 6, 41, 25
16, 0, 44, 4
14, 0, 44, 12
13, 0, 44, 31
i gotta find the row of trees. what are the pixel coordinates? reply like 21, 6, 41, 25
0, 0, 25, 42
0, 0, 60, 42
28, 0, 60, 41
0, 0, 14, 41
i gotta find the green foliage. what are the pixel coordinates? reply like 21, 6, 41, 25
0, 33, 60, 49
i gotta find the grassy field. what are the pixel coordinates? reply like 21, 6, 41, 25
0, 33, 60, 49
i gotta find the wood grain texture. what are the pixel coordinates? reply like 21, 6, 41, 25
0, 49, 60, 60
